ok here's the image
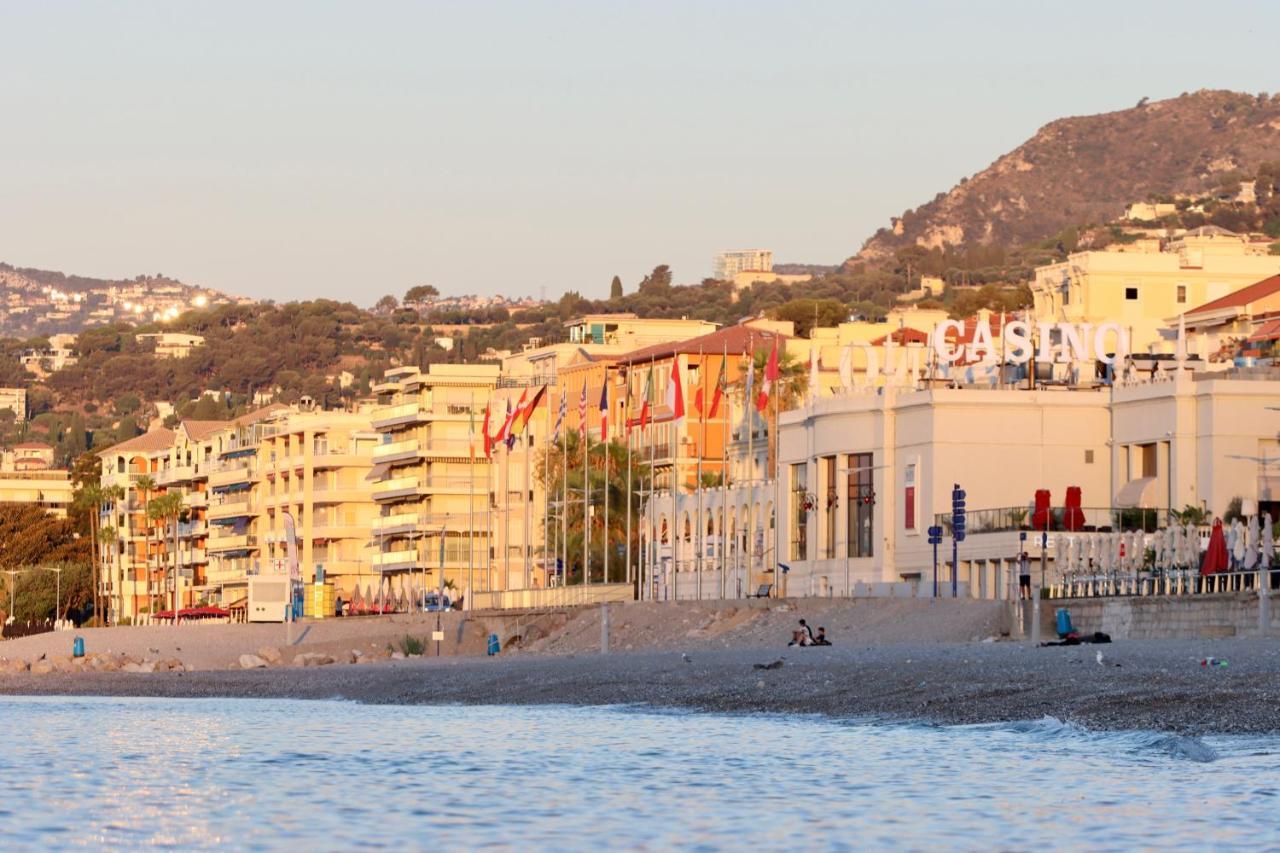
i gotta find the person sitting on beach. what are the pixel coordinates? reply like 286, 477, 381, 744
812, 627, 831, 646
788, 618, 815, 647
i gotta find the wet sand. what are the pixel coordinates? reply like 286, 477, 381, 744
4, 638, 1279, 735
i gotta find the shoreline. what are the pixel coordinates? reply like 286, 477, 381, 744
4, 638, 1280, 736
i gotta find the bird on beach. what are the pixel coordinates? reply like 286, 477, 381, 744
1096, 650, 1105, 666
681, 653, 692, 664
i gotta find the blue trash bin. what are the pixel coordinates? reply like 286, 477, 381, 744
487, 633, 500, 656
1055, 608, 1074, 638
73, 636, 85, 658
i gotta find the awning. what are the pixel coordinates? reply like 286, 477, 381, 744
1246, 318, 1280, 343
366, 463, 390, 482
1114, 477, 1157, 508
212, 481, 252, 494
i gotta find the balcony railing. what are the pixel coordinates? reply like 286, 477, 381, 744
372, 439, 422, 463
932, 505, 1169, 536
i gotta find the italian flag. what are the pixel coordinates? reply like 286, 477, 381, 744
666, 356, 685, 426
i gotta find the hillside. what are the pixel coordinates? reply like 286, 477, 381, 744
0, 262, 248, 338
853, 90, 1280, 263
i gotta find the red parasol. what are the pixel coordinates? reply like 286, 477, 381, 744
1200, 519, 1228, 575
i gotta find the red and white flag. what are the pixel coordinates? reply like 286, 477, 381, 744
757, 337, 779, 412
666, 356, 685, 426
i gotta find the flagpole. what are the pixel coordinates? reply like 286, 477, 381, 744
561, 392, 568, 592
696, 345, 705, 601
603, 377, 610, 586
524, 406, 532, 590
486, 438, 493, 594
544, 386, 551, 592
582, 403, 589, 586
746, 337, 755, 598
468, 391, 475, 610
625, 373, 633, 589
772, 344, 782, 599
671, 353, 680, 603
721, 340, 729, 600
504, 438, 511, 591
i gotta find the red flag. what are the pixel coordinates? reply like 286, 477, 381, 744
758, 337, 779, 412
494, 398, 515, 446
666, 357, 685, 425
480, 405, 491, 458
518, 385, 546, 433
693, 386, 704, 417
708, 362, 725, 420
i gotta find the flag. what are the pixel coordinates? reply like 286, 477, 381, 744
518, 385, 546, 434
693, 385, 704, 417
758, 336, 779, 412
469, 406, 477, 460
481, 404, 492, 458
666, 356, 685, 426
743, 345, 755, 417
553, 390, 565, 442
494, 398, 514, 448
641, 361, 653, 429
598, 380, 609, 440
508, 389, 530, 436
578, 381, 587, 437
708, 360, 725, 420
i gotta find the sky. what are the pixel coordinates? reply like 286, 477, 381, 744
1, 1, 1277, 306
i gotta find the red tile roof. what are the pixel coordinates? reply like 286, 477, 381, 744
1186, 274, 1280, 316
181, 420, 231, 441
620, 324, 786, 366
102, 429, 176, 455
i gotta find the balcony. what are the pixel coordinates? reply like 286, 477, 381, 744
207, 534, 258, 554
156, 465, 198, 486
371, 403, 427, 430
178, 521, 208, 539
371, 548, 419, 570
208, 497, 254, 520
311, 449, 367, 469
209, 463, 257, 489
932, 506, 1169, 537
183, 491, 208, 509
373, 438, 424, 465
372, 476, 423, 502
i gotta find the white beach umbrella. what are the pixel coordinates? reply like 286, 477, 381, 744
1153, 528, 1165, 567
1244, 515, 1260, 571
1070, 536, 1082, 574
1231, 519, 1246, 568
1263, 514, 1275, 570
1185, 522, 1199, 567
1054, 535, 1067, 572
1171, 524, 1185, 568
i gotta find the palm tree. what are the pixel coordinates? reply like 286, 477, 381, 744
73, 483, 104, 626
102, 485, 125, 623
147, 493, 184, 618
135, 476, 156, 619
97, 524, 118, 624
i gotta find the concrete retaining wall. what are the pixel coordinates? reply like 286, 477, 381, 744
1045, 593, 1275, 640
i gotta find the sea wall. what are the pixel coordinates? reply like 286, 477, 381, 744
1042, 593, 1275, 640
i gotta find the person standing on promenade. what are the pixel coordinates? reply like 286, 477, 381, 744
1018, 552, 1032, 600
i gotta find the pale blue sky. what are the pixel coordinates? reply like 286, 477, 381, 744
1, 1, 1276, 304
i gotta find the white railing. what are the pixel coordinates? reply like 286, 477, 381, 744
470, 582, 633, 611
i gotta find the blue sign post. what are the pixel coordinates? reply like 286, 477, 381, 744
927, 525, 943, 598
951, 484, 966, 598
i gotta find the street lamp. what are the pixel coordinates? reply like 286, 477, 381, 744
2, 568, 18, 625
37, 566, 63, 627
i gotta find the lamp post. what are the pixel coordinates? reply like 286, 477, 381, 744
37, 566, 63, 627
2, 568, 18, 625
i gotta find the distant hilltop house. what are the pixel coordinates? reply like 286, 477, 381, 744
1124, 202, 1178, 221
19, 332, 78, 377
4, 441, 55, 472
897, 275, 948, 303
0, 387, 27, 422
136, 332, 206, 359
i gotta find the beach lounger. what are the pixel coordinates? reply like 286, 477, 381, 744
748, 583, 773, 598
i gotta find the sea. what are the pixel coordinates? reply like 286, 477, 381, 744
0, 696, 1276, 850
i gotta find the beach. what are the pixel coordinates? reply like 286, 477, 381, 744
3, 599, 1279, 735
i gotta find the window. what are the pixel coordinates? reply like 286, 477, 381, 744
846, 453, 874, 558
1139, 443, 1158, 478
1176, 285, 1187, 304
822, 456, 837, 559
1084, 449, 1094, 464
790, 463, 808, 561
1125, 286, 1139, 301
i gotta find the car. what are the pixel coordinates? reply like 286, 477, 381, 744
421, 594, 452, 612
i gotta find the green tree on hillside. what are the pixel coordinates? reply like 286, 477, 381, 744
609, 275, 623, 300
